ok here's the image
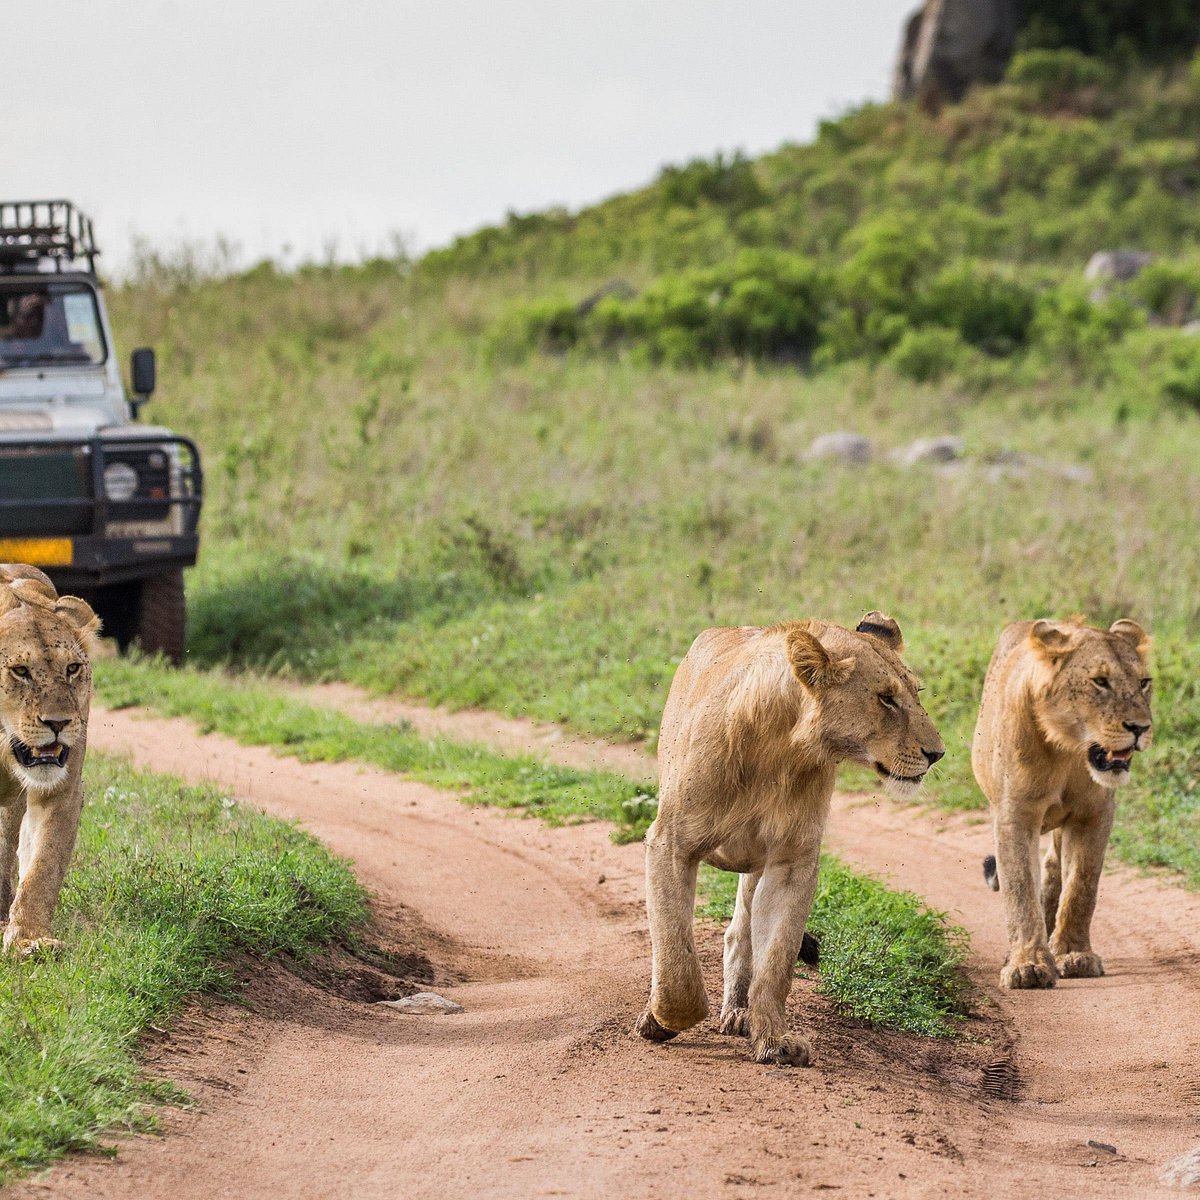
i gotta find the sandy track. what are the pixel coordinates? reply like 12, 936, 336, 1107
12, 702, 1200, 1198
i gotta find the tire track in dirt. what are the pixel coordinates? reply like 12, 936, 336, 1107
11, 698, 1199, 1198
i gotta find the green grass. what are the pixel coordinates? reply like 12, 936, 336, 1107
0, 753, 364, 1182
96, 657, 657, 834
697, 861, 971, 1037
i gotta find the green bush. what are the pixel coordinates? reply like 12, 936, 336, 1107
1162, 335, 1200, 406
1131, 260, 1200, 324
1018, 2, 1199, 65
889, 326, 966, 382
1006, 48, 1116, 102
921, 262, 1036, 354
657, 151, 769, 216
1030, 282, 1142, 373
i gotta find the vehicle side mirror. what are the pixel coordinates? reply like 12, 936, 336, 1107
130, 347, 156, 417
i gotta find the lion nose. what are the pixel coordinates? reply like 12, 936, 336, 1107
1124, 722, 1150, 739
39, 717, 68, 736
923, 747, 944, 766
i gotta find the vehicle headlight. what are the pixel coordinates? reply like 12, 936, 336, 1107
103, 462, 139, 502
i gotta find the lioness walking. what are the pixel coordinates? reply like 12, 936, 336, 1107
0, 564, 101, 956
636, 614, 944, 1066
973, 618, 1152, 989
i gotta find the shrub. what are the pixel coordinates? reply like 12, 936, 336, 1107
889, 327, 967, 382
921, 262, 1036, 354
1030, 282, 1142, 373
1006, 48, 1116, 102
1131, 260, 1200, 324
1162, 336, 1200, 407
657, 151, 769, 216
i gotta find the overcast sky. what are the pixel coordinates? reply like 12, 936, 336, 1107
6, 1, 914, 272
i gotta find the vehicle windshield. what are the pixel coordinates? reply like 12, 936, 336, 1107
0, 282, 106, 367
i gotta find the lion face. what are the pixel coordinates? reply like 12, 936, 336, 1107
0, 578, 99, 794
1030, 618, 1152, 789
786, 612, 945, 798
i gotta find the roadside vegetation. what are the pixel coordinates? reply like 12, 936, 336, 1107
96, 656, 973, 1037
0, 753, 364, 1182
103, 51, 1200, 891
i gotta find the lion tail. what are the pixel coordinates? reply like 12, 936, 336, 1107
982, 854, 999, 892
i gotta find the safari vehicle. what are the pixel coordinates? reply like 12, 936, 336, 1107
0, 200, 202, 664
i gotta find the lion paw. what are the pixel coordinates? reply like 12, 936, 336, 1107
1000, 950, 1058, 990
718, 1007, 750, 1037
1057, 950, 1104, 978
5, 936, 64, 960
634, 1009, 679, 1043
752, 1032, 812, 1067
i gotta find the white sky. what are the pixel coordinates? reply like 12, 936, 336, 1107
5, 1, 914, 272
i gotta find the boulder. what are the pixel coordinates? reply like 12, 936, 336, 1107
805, 432, 872, 465
1084, 250, 1154, 284
893, 435, 965, 467
377, 992, 464, 1015
894, 0, 1019, 104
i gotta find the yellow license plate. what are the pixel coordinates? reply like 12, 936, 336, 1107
0, 538, 73, 566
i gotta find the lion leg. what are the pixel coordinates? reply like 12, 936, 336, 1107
1041, 829, 1063, 939
0, 798, 26, 922
1049, 807, 1114, 979
636, 828, 707, 1041
746, 855, 819, 1066
994, 807, 1058, 989
719, 870, 759, 1036
4, 793, 82, 957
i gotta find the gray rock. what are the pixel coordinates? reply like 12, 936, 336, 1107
1161, 1143, 1200, 1188
985, 451, 1094, 484
806, 432, 872, 465
894, 0, 1018, 104
893, 435, 965, 468
1084, 250, 1154, 284
1181, 320, 1200, 336
378, 992, 464, 1015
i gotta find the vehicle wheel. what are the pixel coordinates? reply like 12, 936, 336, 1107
131, 570, 187, 665
88, 582, 138, 652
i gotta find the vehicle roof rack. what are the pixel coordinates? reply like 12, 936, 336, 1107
0, 200, 98, 274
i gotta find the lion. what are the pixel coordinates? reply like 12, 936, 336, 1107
973, 617, 1152, 989
0, 564, 101, 957
635, 613, 944, 1066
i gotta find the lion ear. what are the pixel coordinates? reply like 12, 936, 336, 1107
1109, 618, 1151, 662
1029, 619, 1079, 659
9, 576, 57, 607
54, 596, 102, 650
786, 627, 855, 690
856, 611, 904, 654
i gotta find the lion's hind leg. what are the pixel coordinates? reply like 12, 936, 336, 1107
0, 799, 25, 923
719, 870, 759, 1036
636, 829, 708, 1042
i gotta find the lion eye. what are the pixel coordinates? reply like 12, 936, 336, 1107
10, 665, 31, 681
879, 693, 899, 711
1140, 677, 1152, 693
1091, 677, 1110, 690
65, 663, 82, 678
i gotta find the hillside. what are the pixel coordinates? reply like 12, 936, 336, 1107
109, 49, 1200, 887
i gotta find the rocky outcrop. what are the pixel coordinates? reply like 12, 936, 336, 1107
895, 0, 1019, 104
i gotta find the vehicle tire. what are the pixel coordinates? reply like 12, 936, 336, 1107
131, 570, 187, 665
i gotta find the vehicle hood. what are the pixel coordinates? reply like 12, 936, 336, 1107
0, 402, 116, 439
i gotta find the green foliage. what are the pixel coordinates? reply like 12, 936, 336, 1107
1131, 260, 1200, 323
1006, 48, 1116, 103
656, 151, 769, 216
1018, 2, 1199, 65
697, 860, 971, 1037
1162, 336, 1200, 407
889, 326, 966, 382
0, 754, 364, 1181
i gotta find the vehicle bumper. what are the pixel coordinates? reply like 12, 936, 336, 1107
0, 533, 199, 589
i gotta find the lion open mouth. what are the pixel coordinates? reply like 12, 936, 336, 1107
1087, 744, 1134, 774
10, 738, 69, 770
874, 762, 925, 785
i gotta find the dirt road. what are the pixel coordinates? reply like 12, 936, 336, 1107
14, 700, 1200, 1198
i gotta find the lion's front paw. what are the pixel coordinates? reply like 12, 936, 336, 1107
1000, 949, 1058, 990
752, 1032, 812, 1067
1056, 950, 1104, 978
634, 1009, 679, 1043
5, 936, 64, 960
718, 1007, 749, 1037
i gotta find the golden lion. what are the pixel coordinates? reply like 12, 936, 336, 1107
635, 613, 944, 1065
973, 617, 1152, 989
0, 564, 100, 957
